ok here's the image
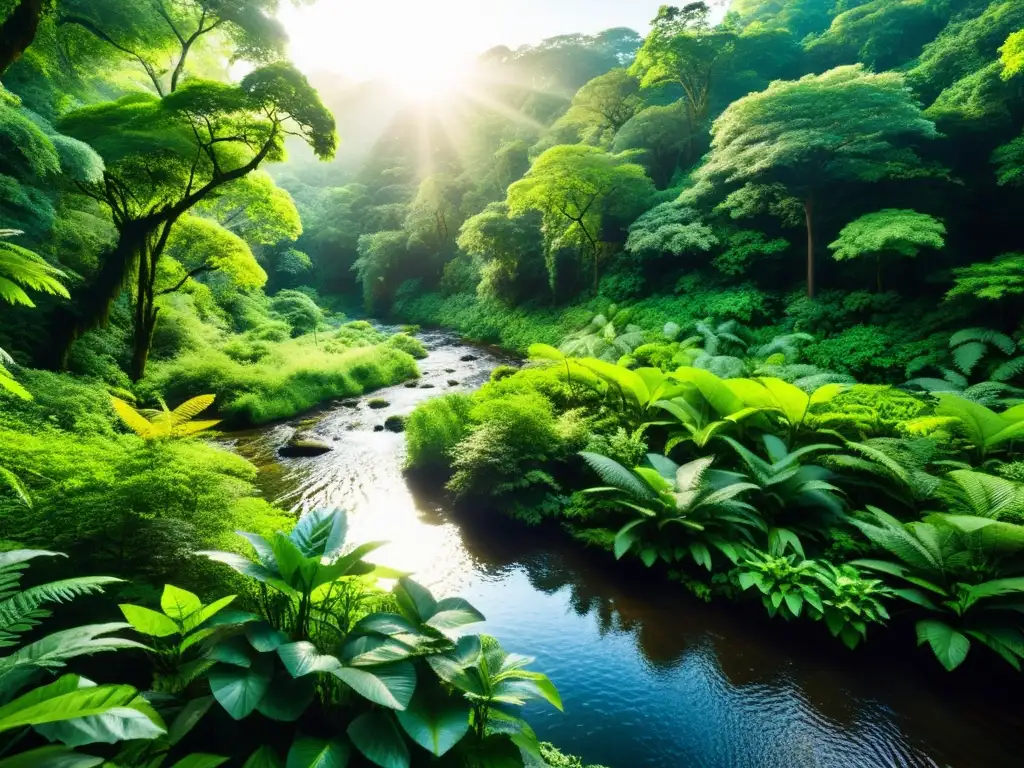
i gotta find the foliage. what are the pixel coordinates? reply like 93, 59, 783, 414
110, 394, 220, 440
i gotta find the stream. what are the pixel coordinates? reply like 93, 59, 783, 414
230, 329, 1021, 768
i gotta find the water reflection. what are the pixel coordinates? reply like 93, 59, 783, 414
230, 331, 1020, 768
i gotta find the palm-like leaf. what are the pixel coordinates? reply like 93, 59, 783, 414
110, 395, 219, 440
578, 452, 655, 500
0, 232, 70, 308
939, 470, 1024, 521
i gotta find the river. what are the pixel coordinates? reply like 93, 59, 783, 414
230, 329, 1021, 768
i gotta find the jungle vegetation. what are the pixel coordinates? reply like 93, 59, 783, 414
1, 0, 1024, 764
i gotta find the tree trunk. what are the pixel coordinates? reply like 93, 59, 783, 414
593, 251, 600, 296
804, 196, 816, 299
0, 0, 44, 76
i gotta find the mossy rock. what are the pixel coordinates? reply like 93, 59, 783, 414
279, 436, 333, 457
447, 379, 460, 387
404, 381, 419, 388
459, 354, 479, 362
367, 398, 389, 409
384, 414, 407, 433
373, 425, 385, 432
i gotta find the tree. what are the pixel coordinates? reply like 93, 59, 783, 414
624, 199, 717, 260
629, 3, 737, 136
554, 68, 642, 147
161, 214, 268, 297
612, 100, 697, 187
829, 209, 946, 291
56, 63, 335, 379
456, 202, 545, 304
507, 145, 654, 295
947, 253, 1024, 302
691, 65, 940, 298
353, 230, 408, 312
0, 0, 52, 76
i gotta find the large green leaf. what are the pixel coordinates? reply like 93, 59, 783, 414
207, 656, 273, 720
168, 757, 229, 768
0, 676, 156, 734
196, 551, 294, 594
161, 586, 203, 622
394, 579, 437, 624
286, 736, 350, 768
290, 508, 348, 561
395, 685, 470, 757
243, 746, 283, 768
330, 662, 416, 710
246, 622, 289, 653
916, 619, 970, 671
424, 598, 485, 632
579, 452, 654, 501
672, 368, 744, 415
118, 605, 179, 638
347, 711, 410, 768
934, 394, 1006, 450
34, 692, 165, 746
277, 641, 342, 677
254, 674, 315, 722
0, 745, 104, 767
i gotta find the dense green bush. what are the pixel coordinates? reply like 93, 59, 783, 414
405, 392, 474, 469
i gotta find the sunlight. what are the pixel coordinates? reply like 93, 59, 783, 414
384, 54, 472, 103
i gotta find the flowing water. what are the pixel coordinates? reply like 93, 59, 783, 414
229, 329, 1021, 768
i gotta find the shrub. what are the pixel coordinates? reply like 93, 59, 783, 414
385, 331, 427, 359
405, 393, 474, 469
0, 368, 119, 436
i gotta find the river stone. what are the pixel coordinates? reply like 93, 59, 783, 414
339, 400, 359, 408
279, 437, 332, 457
384, 414, 406, 433
373, 425, 385, 432
404, 380, 419, 388
420, 383, 435, 389
447, 379, 459, 386
459, 354, 478, 362
368, 398, 389, 409
444, 368, 457, 373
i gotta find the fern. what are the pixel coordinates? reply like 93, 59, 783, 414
952, 341, 987, 376
111, 394, 220, 439
949, 328, 1016, 355
992, 356, 1024, 383
578, 452, 654, 500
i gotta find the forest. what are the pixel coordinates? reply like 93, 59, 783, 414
1, 0, 1024, 765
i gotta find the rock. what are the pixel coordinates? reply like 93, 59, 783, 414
279, 437, 332, 457
384, 414, 407, 433
419, 383, 435, 389
367, 398, 389, 409
459, 354, 478, 362
444, 368, 457, 374
373, 425, 385, 432
339, 400, 359, 408
447, 379, 460, 387
404, 381, 419, 388
296, 417, 319, 429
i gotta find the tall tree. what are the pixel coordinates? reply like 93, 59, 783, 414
554, 68, 643, 148
629, 3, 737, 134
829, 209, 946, 291
57, 63, 335, 379
690, 65, 940, 298
507, 145, 654, 295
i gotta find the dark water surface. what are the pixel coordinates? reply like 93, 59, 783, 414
229, 330, 1020, 768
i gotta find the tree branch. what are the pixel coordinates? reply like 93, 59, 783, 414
58, 14, 165, 96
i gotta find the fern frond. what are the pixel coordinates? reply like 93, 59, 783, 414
952, 341, 986, 376
0, 576, 124, 634
0, 467, 31, 507
579, 452, 655, 501
950, 328, 1016, 355
992, 357, 1024, 383
110, 397, 156, 438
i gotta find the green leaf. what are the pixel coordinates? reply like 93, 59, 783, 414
286, 737, 350, 768
168, 757, 229, 768
784, 592, 803, 618
289, 508, 348, 560
916, 619, 971, 671
246, 622, 289, 653
243, 746, 283, 768
255, 674, 315, 722
394, 578, 437, 624
118, 604, 180, 638
347, 711, 410, 768
34, 691, 165, 747
277, 641, 342, 677
0, 676, 155, 735
0, 745, 104, 768
161, 585, 202, 622
394, 685, 470, 757
425, 598, 485, 632
208, 656, 273, 720
183, 595, 237, 633
329, 662, 416, 710
208, 636, 254, 667
168, 696, 214, 746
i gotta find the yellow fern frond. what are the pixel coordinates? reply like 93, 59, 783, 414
172, 394, 216, 422
172, 419, 221, 437
110, 396, 157, 439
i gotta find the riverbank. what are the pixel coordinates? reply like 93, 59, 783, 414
236, 328, 1024, 767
